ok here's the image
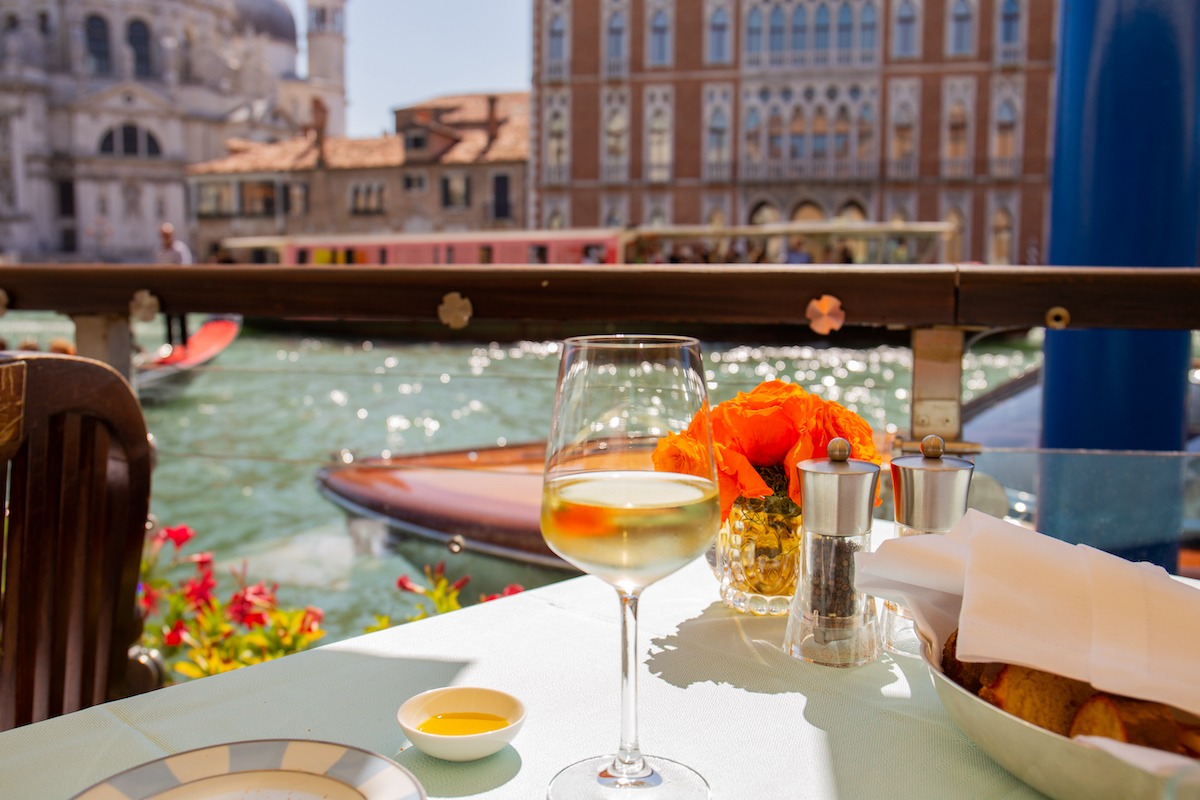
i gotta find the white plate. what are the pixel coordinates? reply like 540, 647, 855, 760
924, 647, 1200, 800
71, 739, 426, 800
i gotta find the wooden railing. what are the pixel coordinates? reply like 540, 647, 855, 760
2, 262, 1197, 442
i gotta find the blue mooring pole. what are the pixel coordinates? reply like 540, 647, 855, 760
1040, 1, 1199, 568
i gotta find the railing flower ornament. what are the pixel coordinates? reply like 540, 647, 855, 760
806, 294, 846, 336
130, 289, 160, 323
438, 291, 473, 330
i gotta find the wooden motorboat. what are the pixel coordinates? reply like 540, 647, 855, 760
315, 442, 576, 573
135, 315, 241, 405
319, 372, 1200, 579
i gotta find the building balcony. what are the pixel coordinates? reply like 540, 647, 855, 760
544, 61, 566, 82
601, 161, 628, 183
997, 44, 1023, 66
703, 161, 732, 182
941, 157, 973, 180
791, 51, 807, 67
858, 48, 876, 65
887, 157, 918, 180
543, 164, 570, 185
768, 51, 786, 68
645, 163, 672, 183
745, 52, 763, 69
990, 157, 1020, 178
604, 59, 628, 80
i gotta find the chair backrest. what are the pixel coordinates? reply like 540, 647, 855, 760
0, 352, 152, 730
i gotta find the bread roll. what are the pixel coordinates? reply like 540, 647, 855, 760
1070, 694, 1183, 754
979, 663, 1095, 736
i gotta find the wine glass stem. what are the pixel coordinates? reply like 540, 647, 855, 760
613, 588, 648, 778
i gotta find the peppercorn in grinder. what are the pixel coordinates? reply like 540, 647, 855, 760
783, 437, 880, 668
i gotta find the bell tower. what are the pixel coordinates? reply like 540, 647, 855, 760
306, 0, 346, 134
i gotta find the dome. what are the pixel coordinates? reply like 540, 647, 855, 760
234, 0, 298, 45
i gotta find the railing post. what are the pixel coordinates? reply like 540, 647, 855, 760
71, 314, 135, 382
910, 328, 964, 443
1041, 1, 1199, 568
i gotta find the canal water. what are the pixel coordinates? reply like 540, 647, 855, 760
2, 312, 1040, 644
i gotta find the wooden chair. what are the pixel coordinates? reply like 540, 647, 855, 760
0, 352, 154, 730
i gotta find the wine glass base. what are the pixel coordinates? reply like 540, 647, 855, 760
547, 754, 711, 799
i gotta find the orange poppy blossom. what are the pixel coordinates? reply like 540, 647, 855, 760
652, 380, 883, 521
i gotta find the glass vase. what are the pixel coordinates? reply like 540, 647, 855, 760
713, 494, 803, 616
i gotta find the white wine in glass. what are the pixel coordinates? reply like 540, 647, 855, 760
541, 334, 720, 799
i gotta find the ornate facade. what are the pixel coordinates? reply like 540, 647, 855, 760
0, 0, 346, 262
531, 0, 1055, 264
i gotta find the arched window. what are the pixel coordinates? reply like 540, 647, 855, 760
857, 105, 874, 159
744, 108, 762, 160
605, 108, 627, 159
547, 111, 567, 166
789, 108, 806, 159
127, 19, 152, 77
896, 0, 916, 56
945, 209, 965, 262
1000, 0, 1020, 44
892, 105, 914, 159
861, 3, 878, 51
792, 201, 824, 222
767, 108, 784, 159
812, 108, 829, 158
606, 12, 625, 61
709, 8, 730, 63
791, 6, 807, 54
707, 108, 729, 163
648, 108, 671, 177
649, 10, 670, 65
995, 100, 1017, 158
836, 3, 854, 55
951, 0, 973, 55
121, 124, 139, 155
833, 106, 851, 157
948, 103, 969, 158
548, 16, 565, 63
85, 14, 111, 75
990, 208, 1013, 264
746, 7, 763, 55
768, 6, 785, 56
98, 124, 162, 158
814, 4, 831, 53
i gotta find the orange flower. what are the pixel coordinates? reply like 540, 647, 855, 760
651, 430, 713, 479
653, 379, 882, 522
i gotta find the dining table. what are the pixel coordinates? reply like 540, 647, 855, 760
0, 553, 1057, 799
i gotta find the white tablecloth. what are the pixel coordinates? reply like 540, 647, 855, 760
0, 558, 1045, 799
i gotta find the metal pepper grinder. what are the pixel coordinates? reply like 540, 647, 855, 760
783, 437, 881, 668
882, 434, 974, 656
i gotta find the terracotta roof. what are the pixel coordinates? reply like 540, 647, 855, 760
188, 91, 529, 176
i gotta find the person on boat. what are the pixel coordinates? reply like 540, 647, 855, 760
157, 222, 193, 350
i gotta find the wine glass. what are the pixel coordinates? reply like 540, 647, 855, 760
541, 334, 720, 799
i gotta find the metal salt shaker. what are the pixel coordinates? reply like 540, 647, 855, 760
882, 434, 974, 656
783, 438, 880, 668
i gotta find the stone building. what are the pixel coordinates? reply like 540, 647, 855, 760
0, 0, 346, 262
530, 0, 1055, 264
186, 92, 530, 260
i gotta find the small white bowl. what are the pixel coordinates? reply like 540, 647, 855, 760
397, 686, 525, 762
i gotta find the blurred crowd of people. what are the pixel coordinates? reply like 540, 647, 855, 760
624, 235, 859, 265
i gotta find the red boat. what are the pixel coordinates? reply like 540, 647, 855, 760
135, 315, 241, 405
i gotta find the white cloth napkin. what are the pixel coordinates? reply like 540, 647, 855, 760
855, 509, 1200, 769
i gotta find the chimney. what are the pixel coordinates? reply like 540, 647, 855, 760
310, 96, 329, 167
486, 95, 500, 145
